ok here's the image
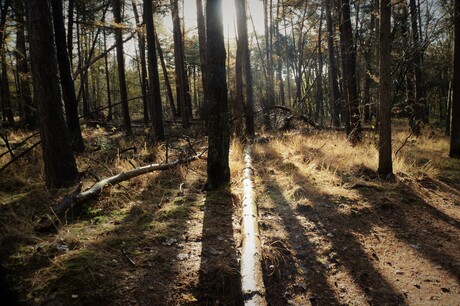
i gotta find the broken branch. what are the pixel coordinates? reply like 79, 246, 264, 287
35, 152, 205, 232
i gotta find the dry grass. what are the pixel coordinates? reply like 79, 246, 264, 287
0, 125, 211, 304
1, 119, 458, 304
229, 138, 245, 183
254, 121, 460, 305
255, 122, 454, 182
251, 120, 459, 214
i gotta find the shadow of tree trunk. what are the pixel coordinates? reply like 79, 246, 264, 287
196, 187, 243, 305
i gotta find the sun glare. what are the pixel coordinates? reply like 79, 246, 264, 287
181, 0, 264, 39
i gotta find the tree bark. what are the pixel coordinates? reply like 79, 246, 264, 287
409, 0, 427, 126
131, 0, 149, 125
205, 0, 230, 190
325, 0, 341, 128
0, 0, 13, 125
27, 0, 78, 188
52, 0, 85, 152
15, 0, 36, 128
378, 0, 393, 176
263, 0, 275, 107
196, 0, 207, 119
363, 0, 378, 125
235, 0, 255, 138
315, 7, 324, 124
0, 0, 10, 56
171, 0, 190, 128
450, 0, 460, 157
282, 0, 292, 107
293, 2, 308, 109
275, 1, 284, 106
446, 78, 452, 136
67, 0, 75, 67
340, 0, 362, 144
103, 27, 113, 121
240, 145, 266, 304
155, 31, 176, 117
112, 0, 132, 134
1, 51, 14, 125
235, 11, 245, 137
144, 0, 165, 142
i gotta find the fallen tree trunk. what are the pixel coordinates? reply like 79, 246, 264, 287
240, 145, 266, 305
36, 152, 205, 232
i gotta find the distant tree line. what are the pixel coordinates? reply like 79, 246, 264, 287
0, 0, 458, 188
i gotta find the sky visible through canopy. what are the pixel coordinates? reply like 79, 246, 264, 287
180, 0, 265, 39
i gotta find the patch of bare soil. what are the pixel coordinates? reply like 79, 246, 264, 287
254, 138, 460, 305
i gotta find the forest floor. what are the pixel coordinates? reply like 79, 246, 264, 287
0, 120, 459, 305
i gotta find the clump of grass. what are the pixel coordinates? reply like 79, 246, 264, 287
29, 247, 121, 305
229, 138, 244, 184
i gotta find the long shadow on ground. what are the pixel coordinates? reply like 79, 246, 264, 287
0, 166, 203, 305
255, 146, 408, 305
353, 178, 460, 283
195, 186, 242, 305
262, 179, 342, 305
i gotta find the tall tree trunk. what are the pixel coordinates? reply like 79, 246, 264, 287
325, 0, 341, 128
235, 12, 244, 137
263, 0, 275, 107
27, 0, 78, 188
15, 0, 36, 128
340, 0, 362, 144
363, 0, 377, 125
0, 0, 14, 125
103, 27, 113, 121
205, 0, 230, 190
446, 78, 452, 136
235, 0, 255, 138
1, 52, 14, 125
409, 0, 426, 131
196, 0, 207, 119
144, 0, 165, 142
192, 65, 197, 111
82, 29, 91, 117
378, 0, 393, 176
132, 0, 149, 124
293, 2, 308, 109
171, 0, 190, 128
450, 0, 460, 157
67, 0, 74, 67
52, 0, 85, 152
0, 0, 10, 56
75, 9, 89, 117
315, 7, 324, 124
275, 1, 284, 106
282, 0, 292, 107
112, 0, 132, 134
155, 32, 176, 117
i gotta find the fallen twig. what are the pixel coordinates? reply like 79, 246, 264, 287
122, 249, 136, 266
0, 141, 41, 173
395, 130, 414, 156
0, 131, 15, 159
